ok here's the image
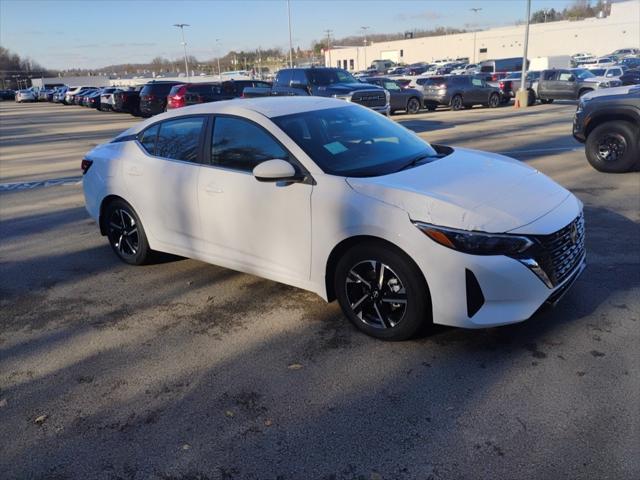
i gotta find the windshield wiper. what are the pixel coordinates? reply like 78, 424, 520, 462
398, 153, 443, 172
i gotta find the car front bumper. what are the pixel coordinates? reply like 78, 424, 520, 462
402, 200, 585, 329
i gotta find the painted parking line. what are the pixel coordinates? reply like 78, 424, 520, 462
497, 146, 585, 155
0, 176, 82, 192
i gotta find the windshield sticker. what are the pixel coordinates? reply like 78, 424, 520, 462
323, 141, 348, 155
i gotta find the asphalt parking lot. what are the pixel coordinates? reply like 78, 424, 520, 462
1, 101, 639, 480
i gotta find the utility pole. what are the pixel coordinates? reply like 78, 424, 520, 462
470, 8, 482, 63
215, 39, 222, 79
516, 0, 532, 108
324, 29, 333, 67
361, 26, 370, 70
173, 23, 191, 81
287, 0, 294, 68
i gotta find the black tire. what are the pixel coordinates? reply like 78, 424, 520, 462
103, 199, 153, 265
578, 88, 593, 98
334, 242, 431, 341
585, 121, 639, 173
539, 98, 554, 104
406, 97, 421, 114
450, 94, 464, 111
527, 89, 536, 106
488, 93, 500, 108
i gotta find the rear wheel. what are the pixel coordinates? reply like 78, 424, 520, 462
104, 199, 152, 265
488, 93, 500, 108
585, 121, 639, 173
527, 89, 536, 106
450, 95, 464, 111
406, 97, 421, 114
335, 242, 430, 340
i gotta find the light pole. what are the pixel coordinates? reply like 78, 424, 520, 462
361, 26, 370, 70
287, 0, 294, 68
215, 39, 222, 79
519, 0, 531, 95
514, 0, 532, 108
470, 8, 482, 63
324, 29, 333, 67
173, 23, 190, 81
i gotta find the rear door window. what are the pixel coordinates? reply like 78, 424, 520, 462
291, 70, 307, 85
155, 116, 207, 162
275, 70, 293, 87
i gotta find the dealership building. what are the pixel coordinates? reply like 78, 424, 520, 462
325, 0, 640, 70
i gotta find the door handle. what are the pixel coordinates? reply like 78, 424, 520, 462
127, 167, 142, 176
205, 184, 223, 194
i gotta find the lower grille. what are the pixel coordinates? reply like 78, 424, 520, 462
535, 213, 586, 287
351, 90, 386, 108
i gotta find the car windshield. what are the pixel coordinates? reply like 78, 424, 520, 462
273, 105, 440, 177
308, 69, 357, 86
572, 69, 596, 79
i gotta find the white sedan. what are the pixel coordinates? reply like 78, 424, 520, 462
15, 90, 37, 102
82, 97, 585, 340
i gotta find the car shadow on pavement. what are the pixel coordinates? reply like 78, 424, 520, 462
1, 201, 638, 479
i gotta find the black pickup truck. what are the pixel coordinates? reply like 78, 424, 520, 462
243, 67, 390, 115
573, 85, 640, 172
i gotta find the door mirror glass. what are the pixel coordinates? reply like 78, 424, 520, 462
253, 159, 298, 182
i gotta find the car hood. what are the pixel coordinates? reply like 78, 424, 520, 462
346, 147, 572, 233
317, 82, 383, 94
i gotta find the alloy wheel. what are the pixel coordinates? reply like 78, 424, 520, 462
597, 133, 627, 162
407, 98, 420, 114
107, 208, 139, 257
345, 260, 408, 329
451, 96, 463, 110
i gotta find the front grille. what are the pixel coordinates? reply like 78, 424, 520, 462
351, 90, 386, 108
535, 213, 586, 286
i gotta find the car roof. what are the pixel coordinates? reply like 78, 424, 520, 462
121, 96, 352, 135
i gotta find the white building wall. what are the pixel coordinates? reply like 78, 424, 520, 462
326, 0, 640, 70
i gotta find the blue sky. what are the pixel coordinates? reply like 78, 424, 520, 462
1, 0, 575, 69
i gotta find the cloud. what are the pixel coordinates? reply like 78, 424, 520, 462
395, 10, 444, 22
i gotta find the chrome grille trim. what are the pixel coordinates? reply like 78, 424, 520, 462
535, 213, 586, 287
350, 90, 387, 108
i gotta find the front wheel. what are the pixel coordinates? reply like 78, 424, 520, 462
334, 242, 431, 340
406, 97, 421, 114
585, 121, 639, 173
104, 199, 153, 265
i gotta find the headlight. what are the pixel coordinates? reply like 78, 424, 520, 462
599, 81, 610, 88
413, 222, 534, 255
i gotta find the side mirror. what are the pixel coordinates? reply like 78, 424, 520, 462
567, 75, 576, 82
253, 159, 300, 182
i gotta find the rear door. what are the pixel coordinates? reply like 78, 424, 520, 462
272, 70, 293, 96
124, 116, 208, 249
382, 80, 405, 110
557, 71, 578, 99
